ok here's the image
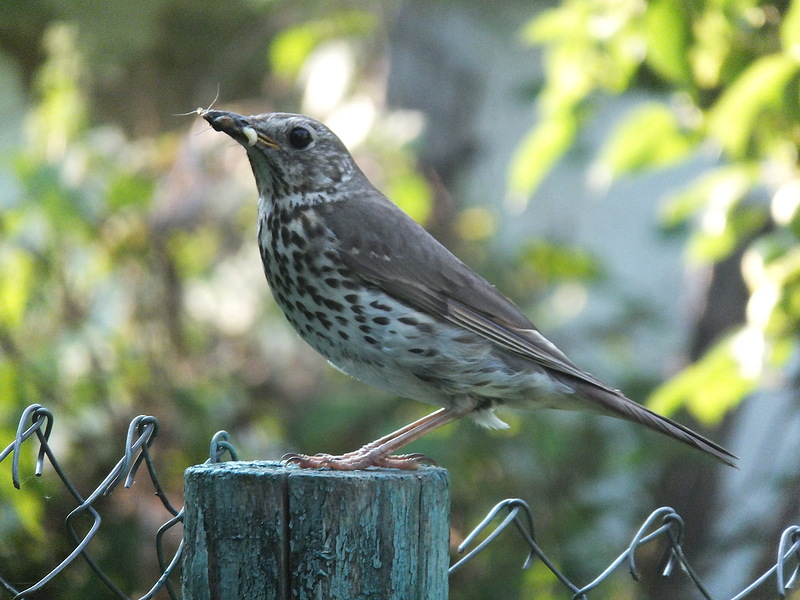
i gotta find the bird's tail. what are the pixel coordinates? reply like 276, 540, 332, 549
567, 378, 738, 467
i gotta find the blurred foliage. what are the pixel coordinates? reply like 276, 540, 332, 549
0, 1, 798, 599
0, 17, 269, 599
517, 0, 800, 423
268, 10, 378, 78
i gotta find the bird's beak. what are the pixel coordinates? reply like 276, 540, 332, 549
201, 109, 280, 149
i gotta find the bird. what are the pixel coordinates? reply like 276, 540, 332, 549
200, 108, 737, 470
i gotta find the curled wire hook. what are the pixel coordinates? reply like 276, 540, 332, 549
450, 498, 532, 575
731, 524, 800, 600
626, 506, 681, 580
103, 415, 159, 496
209, 430, 238, 463
659, 511, 686, 577
125, 416, 160, 489
0, 404, 54, 489
0, 405, 242, 600
450, 498, 581, 596
776, 525, 800, 596
570, 507, 712, 600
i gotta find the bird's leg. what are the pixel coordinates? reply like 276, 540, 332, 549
340, 407, 449, 454
283, 406, 471, 470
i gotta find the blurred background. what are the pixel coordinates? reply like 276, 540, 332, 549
1, 0, 799, 598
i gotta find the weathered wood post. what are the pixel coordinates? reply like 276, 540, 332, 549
182, 461, 449, 600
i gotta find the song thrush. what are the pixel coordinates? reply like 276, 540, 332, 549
201, 108, 737, 470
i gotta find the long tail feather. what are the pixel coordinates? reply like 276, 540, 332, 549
568, 379, 738, 467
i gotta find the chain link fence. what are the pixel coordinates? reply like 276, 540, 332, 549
1, 404, 798, 599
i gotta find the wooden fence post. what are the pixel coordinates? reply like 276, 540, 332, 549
182, 460, 450, 600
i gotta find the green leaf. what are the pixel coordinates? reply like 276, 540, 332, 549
0, 248, 34, 328
268, 11, 376, 78
521, 4, 582, 45
781, 0, 800, 55
659, 165, 755, 227
648, 332, 756, 425
384, 170, 431, 225
106, 172, 153, 210
644, 0, 692, 84
508, 109, 577, 199
599, 103, 696, 176
523, 0, 645, 98
269, 24, 320, 78
519, 240, 602, 283
707, 54, 800, 158
168, 227, 222, 277
688, 205, 768, 262
15, 158, 94, 233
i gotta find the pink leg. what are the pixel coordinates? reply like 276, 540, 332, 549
283, 405, 471, 470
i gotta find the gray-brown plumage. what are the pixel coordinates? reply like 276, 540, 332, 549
202, 108, 737, 469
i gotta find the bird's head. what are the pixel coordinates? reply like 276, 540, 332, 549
202, 109, 357, 209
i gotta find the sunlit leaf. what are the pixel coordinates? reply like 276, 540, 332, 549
270, 25, 320, 78
648, 333, 757, 424
106, 172, 153, 210
659, 165, 755, 228
760, 246, 800, 336
269, 11, 376, 78
529, 0, 644, 95
539, 46, 595, 109
771, 179, 800, 229
0, 248, 34, 327
508, 110, 577, 198
690, 6, 736, 88
707, 54, 800, 157
780, 0, 800, 55
384, 170, 431, 225
519, 240, 602, 283
689, 205, 767, 262
27, 24, 87, 159
168, 227, 222, 277
644, 0, 692, 84
599, 103, 696, 177
521, 4, 581, 45
8, 486, 47, 541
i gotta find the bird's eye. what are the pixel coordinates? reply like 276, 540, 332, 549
288, 126, 313, 149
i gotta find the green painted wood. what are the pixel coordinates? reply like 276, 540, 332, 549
181, 461, 289, 600
182, 461, 449, 600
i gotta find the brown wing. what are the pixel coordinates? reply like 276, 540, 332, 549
318, 192, 616, 390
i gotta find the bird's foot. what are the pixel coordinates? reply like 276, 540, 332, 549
282, 449, 435, 471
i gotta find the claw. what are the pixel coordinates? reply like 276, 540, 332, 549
397, 452, 438, 466
279, 450, 435, 471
